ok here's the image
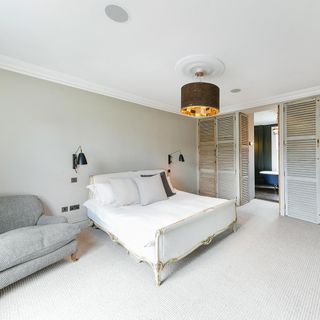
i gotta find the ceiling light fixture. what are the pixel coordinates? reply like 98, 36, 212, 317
176, 55, 224, 118
230, 88, 241, 93
105, 4, 129, 23
181, 70, 220, 117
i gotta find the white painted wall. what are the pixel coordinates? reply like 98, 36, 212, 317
0, 69, 197, 223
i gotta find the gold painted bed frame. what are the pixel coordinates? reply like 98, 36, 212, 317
92, 217, 237, 286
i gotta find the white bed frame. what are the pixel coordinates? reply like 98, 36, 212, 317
89, 171, 237, 286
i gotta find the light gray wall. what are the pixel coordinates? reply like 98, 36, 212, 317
0, 69, 197, 222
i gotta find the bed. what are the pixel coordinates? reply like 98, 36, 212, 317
84, 170, 237, 286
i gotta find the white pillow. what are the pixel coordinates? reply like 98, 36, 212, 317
134, 174, 168, 206
86, 183, 114, 205
107, 178, 140, 206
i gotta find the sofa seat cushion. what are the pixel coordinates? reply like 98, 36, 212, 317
0, 223, 80, 272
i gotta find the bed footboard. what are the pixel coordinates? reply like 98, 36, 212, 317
153, 199, 236, 286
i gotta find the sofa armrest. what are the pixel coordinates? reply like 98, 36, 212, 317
37, 215, 68, 225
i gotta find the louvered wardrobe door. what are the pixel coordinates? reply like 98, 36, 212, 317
284, 98, 320, 223
216, 114, 237, 200
198, 118, 216, 196
239, 113, 249, 205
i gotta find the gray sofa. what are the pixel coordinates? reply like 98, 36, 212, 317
0, 195, 81, 289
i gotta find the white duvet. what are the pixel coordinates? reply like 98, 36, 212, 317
84, 191, 230, 262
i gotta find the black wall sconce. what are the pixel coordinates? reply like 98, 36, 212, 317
73, 146, 88, 173
168, 151, 185, 165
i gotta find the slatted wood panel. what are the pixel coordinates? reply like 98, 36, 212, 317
198, 119, 216, 196
239, 113, 249, 205
284, 98, 320, 223
216, 114, 236, 200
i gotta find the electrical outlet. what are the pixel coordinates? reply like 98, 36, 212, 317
61, 206, 68, 213
70, 204, 80, 211
71, 177, 77, 183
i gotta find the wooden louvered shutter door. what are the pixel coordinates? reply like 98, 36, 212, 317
198, 118, 216, 196
216, 114, 237, 200
239, 113, 249, 205
284, 97, 320, 223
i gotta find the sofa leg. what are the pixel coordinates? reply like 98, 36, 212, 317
71, 252, 79, 262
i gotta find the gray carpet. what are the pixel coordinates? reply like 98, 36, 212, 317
1, 199, 320, 320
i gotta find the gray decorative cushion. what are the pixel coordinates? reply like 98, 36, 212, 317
0, 195, 44, 234
134, 174, 168, 206
0, 223, 80, 272
141, 171, 175, 197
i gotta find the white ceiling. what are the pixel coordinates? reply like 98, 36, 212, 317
1, 0, 320, 115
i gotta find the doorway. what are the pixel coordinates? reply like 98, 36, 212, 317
253, 108, 279, 202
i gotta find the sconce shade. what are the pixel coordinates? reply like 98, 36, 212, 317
77, 152, 87, 165
181, 82, 220, 117
73, 146, 88, 172
168, 151, 184, 165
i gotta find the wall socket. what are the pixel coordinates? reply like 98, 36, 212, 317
71, 177, 77, 183
61, 206, 68, 213
70, 204, 80, 211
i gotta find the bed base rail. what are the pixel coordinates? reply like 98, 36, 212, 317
154, 199, 236, 285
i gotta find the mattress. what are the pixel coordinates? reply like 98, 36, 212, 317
84, 191, 230, 262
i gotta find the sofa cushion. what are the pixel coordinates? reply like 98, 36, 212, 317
0, 223, 80, 272
37, 215, 68, 225
0, 195, 44, 234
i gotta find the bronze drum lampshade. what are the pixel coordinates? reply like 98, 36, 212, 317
181, 82, 220, 117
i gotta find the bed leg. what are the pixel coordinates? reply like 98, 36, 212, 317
153, 263, 162, 286
232, 222, 237, 233
92, 222, 99, 229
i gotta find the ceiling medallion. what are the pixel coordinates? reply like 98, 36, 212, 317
175, 55, 224, 118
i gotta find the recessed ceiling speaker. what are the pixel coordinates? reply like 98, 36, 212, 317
105, 4, 129, 23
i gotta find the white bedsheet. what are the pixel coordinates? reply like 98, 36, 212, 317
84, 191, 230, 262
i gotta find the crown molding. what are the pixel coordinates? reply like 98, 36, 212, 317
222, 85, 320, 114
1, 54, 320, 116
0, 54, 179, 115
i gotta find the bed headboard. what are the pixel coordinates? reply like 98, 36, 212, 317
88, 169, 166, 199
89, 169, 166, 184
